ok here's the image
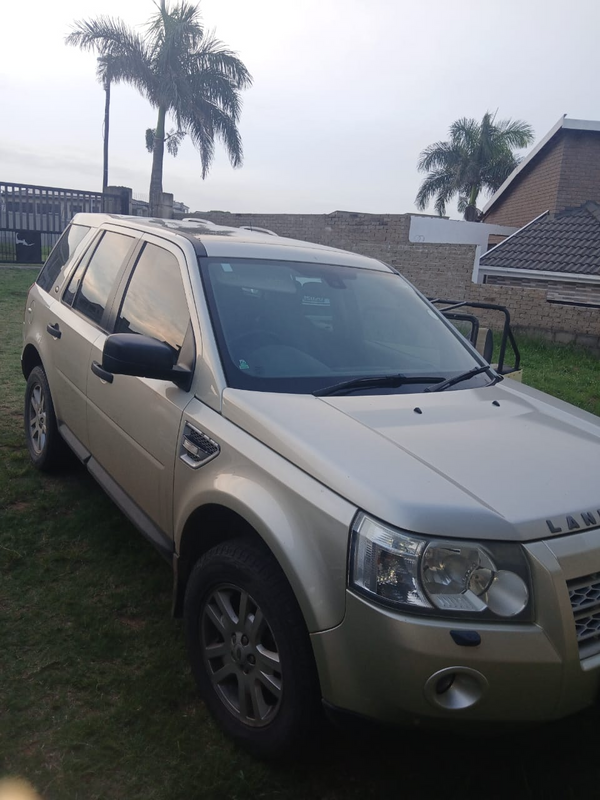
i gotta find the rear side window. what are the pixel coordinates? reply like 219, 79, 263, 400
72, 231, 134, 327
115, 243, 190, 352
36, 224, 90, 292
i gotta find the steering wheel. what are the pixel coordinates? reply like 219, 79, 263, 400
230, 329, 285, 353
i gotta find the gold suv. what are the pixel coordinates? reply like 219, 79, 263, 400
22, 214, 600, 757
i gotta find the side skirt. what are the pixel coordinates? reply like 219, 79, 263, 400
87, 457, 174, 562
58, 422, 173, 563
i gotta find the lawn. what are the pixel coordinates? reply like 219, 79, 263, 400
1, 267, 600, 800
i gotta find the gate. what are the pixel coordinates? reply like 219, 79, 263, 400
0, 181, 103, 263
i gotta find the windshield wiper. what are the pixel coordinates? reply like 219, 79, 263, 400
313, 374, 444, 397
423, 365, 495, 393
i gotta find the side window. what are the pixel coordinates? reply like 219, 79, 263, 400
71, 231, 135, 327
36, 224, 91, 292
115, 243, 190, 354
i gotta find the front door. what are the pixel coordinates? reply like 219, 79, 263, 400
86, 235, 198, 537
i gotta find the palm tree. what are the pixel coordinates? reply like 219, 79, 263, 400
416, 112, 534, 220
66, 1, 252, 216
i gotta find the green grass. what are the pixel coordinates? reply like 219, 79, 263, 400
2, 267, 600, 800
497, 335, 600, 417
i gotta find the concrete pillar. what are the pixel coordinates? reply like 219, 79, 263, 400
103, 186, 132, 215
155, 192, 174, 219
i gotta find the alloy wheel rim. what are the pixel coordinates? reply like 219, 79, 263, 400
201, 583, 283, 728
29, 383, 47, 455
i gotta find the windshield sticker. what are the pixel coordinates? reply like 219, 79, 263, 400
302, 295, 331, 306
238, 359, 250, 370
221, 263, 233, 272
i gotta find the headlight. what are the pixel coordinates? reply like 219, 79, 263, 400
350, 513, 531, 620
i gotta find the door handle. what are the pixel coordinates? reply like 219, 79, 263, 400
46, 323, 61, 339
91, 361, 114, 384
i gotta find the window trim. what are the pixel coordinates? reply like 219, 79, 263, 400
62, 227, 141, 332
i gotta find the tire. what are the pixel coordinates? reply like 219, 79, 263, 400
184, 538, 322, 759
24, 366, 67, 471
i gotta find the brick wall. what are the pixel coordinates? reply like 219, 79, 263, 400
467, 283, 600, 351
482, 134, 565, 227
188, 210, 600, 351
557, 132, 600, 211
482, 129, 600, 228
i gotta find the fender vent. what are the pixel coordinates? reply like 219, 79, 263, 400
179, 423, 220, 469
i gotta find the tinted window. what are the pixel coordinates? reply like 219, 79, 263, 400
37, 224, 90, 292
202, 258, 486, 394
115, 243, 189, 352
72, 232, 134, 326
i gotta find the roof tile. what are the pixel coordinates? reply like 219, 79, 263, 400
480, 202, 600, 276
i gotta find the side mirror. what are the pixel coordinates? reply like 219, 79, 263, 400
101, 334, 191, 389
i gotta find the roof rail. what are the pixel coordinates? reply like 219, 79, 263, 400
238, 225, 278, 236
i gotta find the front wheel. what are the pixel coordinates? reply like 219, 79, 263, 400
24, 365, 66, 471
184, 539, 321, 758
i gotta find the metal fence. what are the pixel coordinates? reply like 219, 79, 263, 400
0, 181, 103, 263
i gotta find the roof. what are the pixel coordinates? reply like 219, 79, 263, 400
72, 213, 391, 272
482, 116, 600, 216
480, 201, 600, 276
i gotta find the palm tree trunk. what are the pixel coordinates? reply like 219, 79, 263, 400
468, 185, 480, 208
463, 185, 481, 221
149, 105, 166, 217
102, 79, 110, 197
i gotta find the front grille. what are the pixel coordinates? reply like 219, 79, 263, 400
568, 573, 600, 659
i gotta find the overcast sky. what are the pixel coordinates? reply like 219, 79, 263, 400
1, 0, 598, 216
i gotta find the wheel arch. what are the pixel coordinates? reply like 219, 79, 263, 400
173, 503, 274, 618
22, 343, 43, 379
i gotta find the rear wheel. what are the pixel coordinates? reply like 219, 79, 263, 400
24, 366, 66, 471
184, 539, 321, 758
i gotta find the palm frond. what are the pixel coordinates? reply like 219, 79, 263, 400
67, 17, 156, 101
417, 141, 462, 174
196, 33, 253, 89
415, 169, 455, 216
165, 129, 186, 156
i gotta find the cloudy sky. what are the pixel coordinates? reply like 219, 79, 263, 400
1, 0, 598, 216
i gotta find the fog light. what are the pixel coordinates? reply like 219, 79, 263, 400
424, 667, 488, 711
435, 673, 456, 694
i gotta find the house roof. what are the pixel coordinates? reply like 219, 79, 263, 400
482, 116, 600, 216
479, 201, 600, 277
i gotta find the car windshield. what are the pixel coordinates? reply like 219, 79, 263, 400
201, 257, 488, 395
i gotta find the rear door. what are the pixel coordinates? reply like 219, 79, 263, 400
25, 222, 94, 421
86, 234, 198, 537
49, 227, 140, 448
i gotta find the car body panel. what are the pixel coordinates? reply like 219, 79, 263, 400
173, 398, 356, 632
221, 382, 600, 543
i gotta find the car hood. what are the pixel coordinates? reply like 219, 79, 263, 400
222, 381, 600, 542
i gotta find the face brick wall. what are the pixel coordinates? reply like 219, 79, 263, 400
557, 132, 600, 212
482, 129, 600, 228
482, 134, 565, 228
187, 210, 600, 351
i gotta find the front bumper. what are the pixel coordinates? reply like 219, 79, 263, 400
311, 528, 600, 726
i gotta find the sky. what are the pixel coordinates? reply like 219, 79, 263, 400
1, 0, 599, 217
